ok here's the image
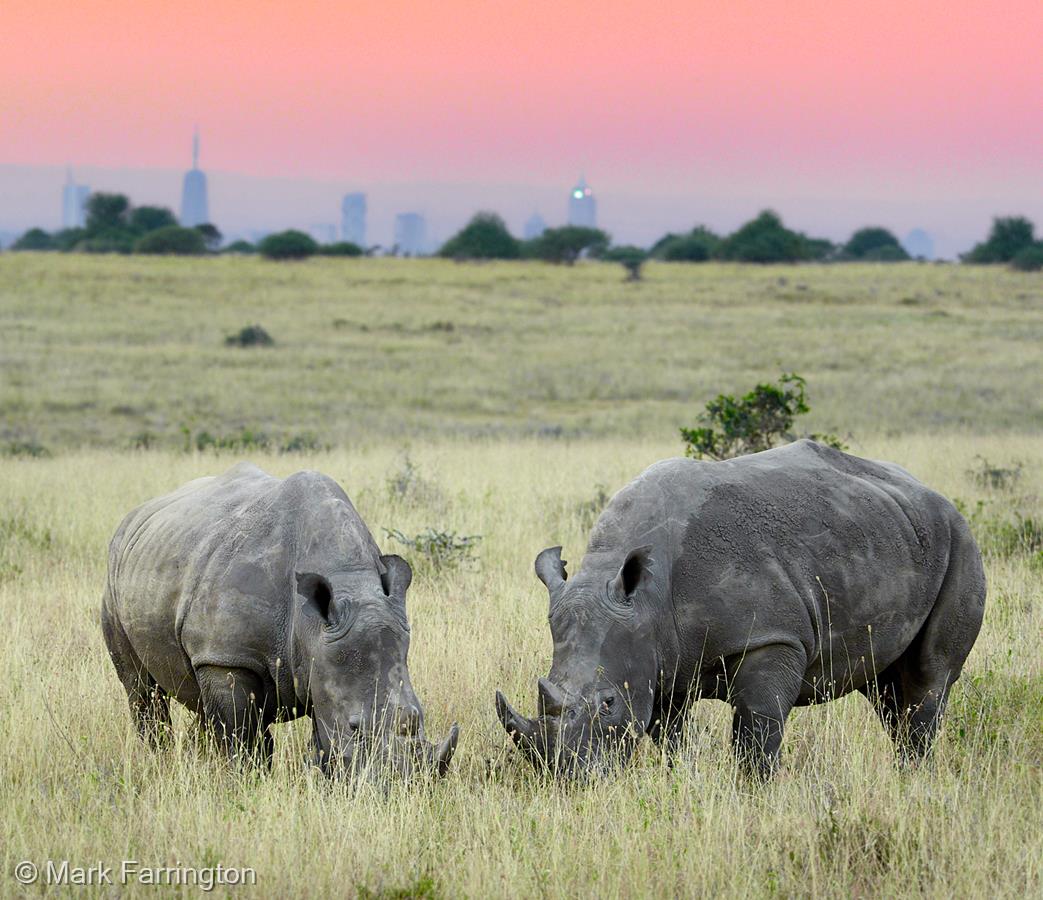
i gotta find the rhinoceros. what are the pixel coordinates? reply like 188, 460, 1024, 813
101, 462, 458, 779
497, 440, 986, 778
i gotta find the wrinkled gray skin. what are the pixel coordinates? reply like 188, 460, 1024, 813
102, 463, 458, 781
497, 441, 986, 779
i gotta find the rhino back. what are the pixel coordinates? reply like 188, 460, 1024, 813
107, 463, 380, 702
593, 442, 962, 694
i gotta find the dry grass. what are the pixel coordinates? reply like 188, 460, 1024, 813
0, 257, 1041, 897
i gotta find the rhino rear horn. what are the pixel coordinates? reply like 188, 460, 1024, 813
538, 677, 565, 716
534, 546, 567, 591
434, 723, 460, 777
496, 690, 539, 755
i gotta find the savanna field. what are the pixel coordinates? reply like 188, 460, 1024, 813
1, 255, 1041, 897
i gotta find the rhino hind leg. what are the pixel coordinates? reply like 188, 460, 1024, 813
726, 643, 808, 779
101, 600, 171, 746
196, 665, 275, 769
867, 524, 987, 762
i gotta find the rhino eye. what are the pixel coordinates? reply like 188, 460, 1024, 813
600, 696, 615, 714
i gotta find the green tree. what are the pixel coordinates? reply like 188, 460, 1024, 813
718, 210, 806, 263
194, 223, 222, 251
258, 230, 318, 260
603, 245, 648, 281
135, 226, 207, 255
11, 228, 55, 251
1010, 242, 1043, 272
844, 227, 909, 261
530, 226, 609, 265
964, 216, 1035, 263
130, 206, 178, 233
223, 240, 257, 254
439, 212, 520, 259
85, 193, 131, 232
52, 228, 87, 251
651, 226, 720, 262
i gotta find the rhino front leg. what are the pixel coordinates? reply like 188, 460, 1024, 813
196, 666, 274, 769
726, 643, 807, 779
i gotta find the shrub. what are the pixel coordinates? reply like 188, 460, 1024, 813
183, 427, 271, 453
603, 245, 648, 281
2, 440, 50, 458
439, 212, 520, 260
964, 216, 1035, 263
225, 324, 274, 347
223, 240, 257, 254
135, 226, 207, 255
844, 227, 909, 261
318, 241, 365, 257
1010, 242, 1043, 272
52, 228, 86, 251
80, 228, 137, 254
529, 226, 609, 265
259, 230, 318, 260
384, 527, 481, 572
718, 210, 807, 263
680, 373, 846, 460
11, 228, 55, 251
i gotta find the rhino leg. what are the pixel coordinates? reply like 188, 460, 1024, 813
867, 525, 986, 762
726, 643, 807, 779
196, 666, 274, 769
101, 600, 171, 746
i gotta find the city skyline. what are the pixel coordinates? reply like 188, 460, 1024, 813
2, 1, 1039, 256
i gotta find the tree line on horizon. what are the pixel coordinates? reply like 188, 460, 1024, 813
6, 192, 1043, 273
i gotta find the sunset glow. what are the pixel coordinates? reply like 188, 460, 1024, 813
3, 1, 1041, 181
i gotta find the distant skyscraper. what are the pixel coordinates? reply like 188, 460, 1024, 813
524, 212, 547, 240
341, 193, 367, 246
567, 176, 596, 228
61, 168, 90, 229
394, 213, 427, 256
903, 228, 935, 260
180, 128, 210, 226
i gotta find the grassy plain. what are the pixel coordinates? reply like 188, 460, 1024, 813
0, 256, 1041, 898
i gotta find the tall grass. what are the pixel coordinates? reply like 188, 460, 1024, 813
1, 436, 1040, 897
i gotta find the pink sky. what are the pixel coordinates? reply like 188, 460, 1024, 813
2, 1, 1041, 250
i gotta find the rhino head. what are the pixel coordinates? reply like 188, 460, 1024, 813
496, 545, 660, 779
292, 554, 458, 782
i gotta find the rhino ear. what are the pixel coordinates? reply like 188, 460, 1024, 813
611, 546, 653, 603
296, 572, 333, 620
379, 554, 413, 601
535, 546, 567, 591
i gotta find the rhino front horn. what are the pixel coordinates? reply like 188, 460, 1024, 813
435, 723, 460, 777
496, 690, 539, 751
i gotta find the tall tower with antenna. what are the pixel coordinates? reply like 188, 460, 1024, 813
180, 127, 210, 226
567, 175, 596, 228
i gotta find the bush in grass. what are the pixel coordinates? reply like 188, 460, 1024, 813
680, 372, 846, 459
259, 230, 318, 260
135, 226, 207, 255
225, 324, 274, 347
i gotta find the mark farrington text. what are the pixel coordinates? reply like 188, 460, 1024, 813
35, 859, 257, 890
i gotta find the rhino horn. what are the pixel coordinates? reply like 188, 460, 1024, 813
496, 690, 540, 755
434, 723, 460, 777
538, 677, 565, 716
